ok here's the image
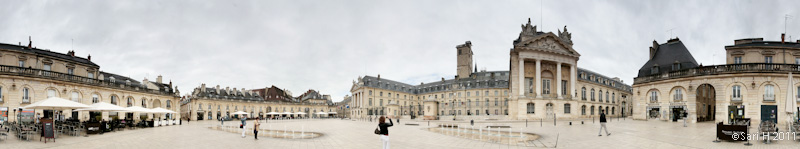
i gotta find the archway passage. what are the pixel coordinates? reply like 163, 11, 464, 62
696, 84, 716, 122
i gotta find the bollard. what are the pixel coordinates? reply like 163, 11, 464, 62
526, 119, 528, 127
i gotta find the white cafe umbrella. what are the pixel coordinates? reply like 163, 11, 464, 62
75, 102, 128, 112
294, 112, 307, 115
327, 112, 337, 114
315, 112, 328, 115
22, 97, 91, 110
266, 112, 280, 115
150, 107, 177, 113
786, 73, 798, 122
281, 112, 293, 115
124, 106, 155, 113
232, 111, 249, 115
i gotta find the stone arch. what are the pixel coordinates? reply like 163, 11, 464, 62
140, 97, 148, 107
724, 82, 749, 102
44, 86, 60, 98
126, 96, 135, 107
757, 81, 781, 101
91, 91, 103, 103
68, 89, 84, 103
696, 83, 716, 122
646, 88, 661, 103
152, 99, 162, 108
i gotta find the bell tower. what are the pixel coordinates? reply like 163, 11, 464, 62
456, 41, 473, 79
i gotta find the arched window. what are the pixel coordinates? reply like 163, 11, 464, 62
485, 99, 489, 106
599, 106, 603, 114
22, 87, 31, 103
46, 89, 56, 98
605, 91, 609, 103
732, 85, 742, 100
128, 97, 133, 107
111, 95, 118, 105
591, 106, 595, 115
591, 89, 595, 101
581, 87, 586, 100
166, 100, 172, 108
71, 91, 80, 102
581, 105, 586, 115
92, 94, 99, 103
612, 93, 616, 103
599, 89, 603, 102
649, 91, 658, 103
764, 84, 775, 101
141, 99, 147, 107
564, 103, 571, 114
526, 103, 535, 114
673, 88, 683, 101
612, 107, 615, 115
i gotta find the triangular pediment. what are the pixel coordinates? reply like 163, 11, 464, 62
514, 33, 581, 57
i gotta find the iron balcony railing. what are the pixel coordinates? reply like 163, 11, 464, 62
0, 65, 175, 96
764, 94, 775, 101
731, 95, 742, 101
635, 63, 800, 84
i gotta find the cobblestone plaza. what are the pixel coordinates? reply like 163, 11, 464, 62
3, 118, 799, 148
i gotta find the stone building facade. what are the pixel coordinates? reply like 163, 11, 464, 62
632, 35, 800, 126
180, 84, 334, 121
348, 19, 632, 121
0, 41, 180, 123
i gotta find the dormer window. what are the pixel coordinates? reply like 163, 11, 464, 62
651, 66, 659, 74
672, 62, 681, 71
110, 76, 116, 83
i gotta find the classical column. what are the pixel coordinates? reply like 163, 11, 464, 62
556, 62, 562, 99
518, 58, 525, 97
535, 59, 542, 98
570, 64, 577, 99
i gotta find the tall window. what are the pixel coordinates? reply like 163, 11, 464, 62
732, 85, 742, 100
47, 89, 56, 98
369, 98, 373, 106
734, 57, 742, 64
43, 64, 51, 71
18, 60, 24, 67
765, 56, 773, 63
542, 79, 551, 94
71, 91, 80, 102
22, 87, 30, 103
673, 89, 683, 101
561, 80, 568, 95
127, 97, 133, 107
88, 73, 94, 79
591, 106, 595, 115
485, 99, 489, 106
141, 99, 147, 107
581, 105, 586, 115
494, 98, 499, 106
526, 103, 535, 114
651, 66, 659, 74
564, 104, 571, 114
379, 99, 383, 106
591, 89, 595, 101
649, 91, 658, 102
581, 87, 586, 100
764, 84, 775, 101
796, 58, 800, 65
672, 63, 681, 71
67, 68, 74, 75
111, 95, 118, 105
92, 94, 99, 103
605, 91, 609, 103
525, 78, 534, 94
599, 90, 603, 102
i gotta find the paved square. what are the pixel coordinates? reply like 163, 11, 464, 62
2, 118, 799, 148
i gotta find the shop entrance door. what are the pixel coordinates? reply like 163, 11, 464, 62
760, 105, 778, 123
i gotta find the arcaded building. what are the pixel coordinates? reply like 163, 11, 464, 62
0, 41, 180, 123
180, 84, 334, 120
349, 19, 632, 120
632, 35, 800, 126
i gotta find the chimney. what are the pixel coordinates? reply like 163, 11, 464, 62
87, 55, 91, 61
226, 87, 230, 93
649, 40, 659, 60
156, 75, 163, 83
201, 83, 206, 92
782, 33, 786, 44
377, 74, 381, 80
28, 36, 32, 48
216, 85, 220, 93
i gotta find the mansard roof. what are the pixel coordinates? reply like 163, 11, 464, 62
359, 71, 511, 95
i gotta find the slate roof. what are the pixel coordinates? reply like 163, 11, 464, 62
637, 39, 699, 77
725, 41, 800, 48
0, 43, 99, 67
193, 87, 262, 101
578, 68, 632, 92
359, 71, 511, 95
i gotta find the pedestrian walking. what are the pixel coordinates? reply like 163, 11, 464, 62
598, 110, 611, 136
241, 115, 247, 138
377, 116, 393, 149
254, 118, 260, 140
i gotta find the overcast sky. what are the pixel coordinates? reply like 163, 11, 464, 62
1, 0, 798, 102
